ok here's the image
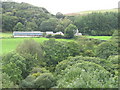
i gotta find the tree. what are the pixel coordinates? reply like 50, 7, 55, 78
64, 24, 77, 38
96, 41, 118, 59
110, 30, 119, 42
74, 12, 117, 35
13, 22, 25, 31
56, 12, 64, 19
43, 39, 80, 70
56, 61, 118, 88
2, 51, 30, 84
16, 39, 45, 75
20, 67, 56, 88
2, 52, 26, 78
2, 15, 18, 31
25, 21, 38, 31
76, 37, 100, 57
16, 39, 44, 60
40, 18, 58, 32
55, 24, 64, 32
55, 56, 108, 75
34, 73, 56, 88
2, 72, 18, 88
3, 62, 22, 84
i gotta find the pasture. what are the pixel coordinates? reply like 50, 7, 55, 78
0, 33, 12, 38
1, 37, 73, 55
86, 36, 112, 40
0, 33, 112, 55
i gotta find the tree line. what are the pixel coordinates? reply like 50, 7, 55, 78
2, 1, 118, 36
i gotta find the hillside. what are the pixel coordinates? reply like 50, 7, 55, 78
2, 2, 51, 15
2, 1, 55, 32
1, 1, 118, 36
65, 8, 118, 16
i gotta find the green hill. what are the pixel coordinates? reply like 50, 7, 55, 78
65, 8, 118, 16
1, 1, 54, 32
2, 1, 51, 15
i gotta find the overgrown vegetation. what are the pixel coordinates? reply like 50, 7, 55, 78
2, 1, 118, 36
1, 30, 119, 88
1, 1, 119, 89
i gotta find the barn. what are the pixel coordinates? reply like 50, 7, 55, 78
13, 31, 43, 37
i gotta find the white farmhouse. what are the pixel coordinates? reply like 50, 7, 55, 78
55, 31, 64, 35
45, 31, 54, 35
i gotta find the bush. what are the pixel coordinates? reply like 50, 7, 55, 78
2, 72, 18, 88
16, 39, 45, 76
107, 55, 119, 75
57, 61, 118, 88
20, 75, 36, 88
55, 56, 108, 75
76, 37, 99, 57
64, 24, 77, 39
53, 34, 63, 38
31, 67, 49, 75
20, 73, 56, 88
2, 52, 26, 83
43, 39, 80, 68
20, 67, 56, 88
96, 41, 118, 59
16, 39, 44, 60
34, 73, 56, 88
46, 34, 53, 38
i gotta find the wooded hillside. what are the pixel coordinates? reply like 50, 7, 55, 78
1, 1, 118, 36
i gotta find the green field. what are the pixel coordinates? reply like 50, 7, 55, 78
1, 37, 73, 55
0, 33, 13, 37
0, 33, 112, 55
86, 36, 112, 40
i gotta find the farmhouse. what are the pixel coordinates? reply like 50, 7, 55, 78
55, 31, 64, 35
45, 31, 54, 35
13, 30, 82, 37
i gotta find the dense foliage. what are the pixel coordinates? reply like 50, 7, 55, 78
73, 12, 118, 35
2, 30, 118, 88
1, 1, 119, 89
2, 1, 117, 36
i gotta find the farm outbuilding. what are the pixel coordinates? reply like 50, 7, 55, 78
13, 31, 43, 37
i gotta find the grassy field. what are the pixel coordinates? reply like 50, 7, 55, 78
0, 33, 12, 37
0, 33, 112, 55
86, 36, 112, 40
1, 37, 73, 55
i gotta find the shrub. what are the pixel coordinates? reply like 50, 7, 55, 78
2, 52, 27, 83
16, 39, 44, 60
20, 67, 56, 88
2, 72, 18, 88
20, 73, 56, 88
57, 62, 118, 88
19, 75, 36, 88
96, 41, 118, 59
76, 37, 103, 57
46, 34, 53, 38
34, 73, 56, 88
55, 56, 108, 75
53, 34, 63, 38
107, 55, 119, 75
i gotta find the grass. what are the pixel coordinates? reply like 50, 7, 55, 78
1, 37, 73, 55
0, 33, 112, 55
0, 32, 12, 37
86, 36, 112, 40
